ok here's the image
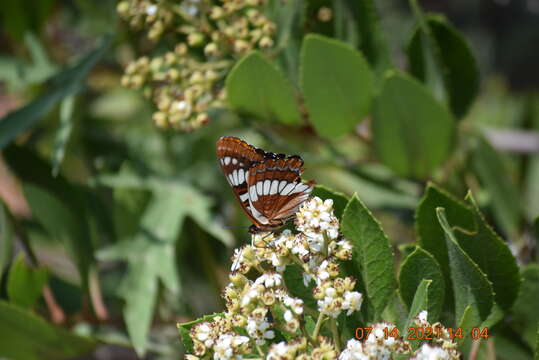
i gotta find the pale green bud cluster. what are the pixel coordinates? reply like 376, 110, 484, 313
118, 0, 277, 131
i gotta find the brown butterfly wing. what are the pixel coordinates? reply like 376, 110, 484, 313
216, 136, 266, 226
247, 157, 313, 228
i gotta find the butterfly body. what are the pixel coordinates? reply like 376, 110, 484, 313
216, 136, 314, 234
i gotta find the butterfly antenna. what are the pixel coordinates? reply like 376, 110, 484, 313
221, 225, 251, 230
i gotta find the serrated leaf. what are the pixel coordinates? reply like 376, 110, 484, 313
472, 137, 521, 237
0, 201, 14, 273
226, 51, 300, 125
372, 72, 455, 178
341, 194, 396, 319
22, 184, 94, 287
454, 193, 520, 311
436, 208, 493, 325
7, 254, 48, 309
0, 300, 97, 360
178, 313, 225, 354
415, 183, 474, 308
311, 185, 348, 219
408, 15, 479, 118
300, 34, 373, 138
399, 248, 444, 322
51, 95, 75, 176
0, 35, 110, 149
402, 279, 430, 350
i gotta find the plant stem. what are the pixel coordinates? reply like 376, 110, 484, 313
330, 318, 341, 352
300, 320, 316, 345
312, 312, 326, 339
89, 266, 109, 321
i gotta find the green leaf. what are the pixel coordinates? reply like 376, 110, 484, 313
415, 183, 474, 307
341, 0, 392, 76
495, 334, 535, 360
22, 184, 94, 286
0, 33, 58, 90
402, 279, 430, 349
7, 254, 48, 309
535, 325, 539, 360
535, 218, 539, 260
456, 305, 475, 346
122, 187, 187, 357
511, 265, 539, 348
94, 174, 233, 247
454, 193, 520, 311
436, 208, 493, 325
270, 0, 305, 85
283, 264, 317, 310
51, 95, 75, 176
311, 185, 349, 219
407, 15, 479, 118
0, 201, 14, 273
226, 51, 301, 125
399, 247, 444, 322
0, 2, 55, 41
341, 194, 396, 319
300, 34, 373, 138
122, 251, 158, 357
0, 300, 97, 360
0, 35, 110, 149
407, 0, 447, 104
178, 313, 225, 354
372, 71, 455, 178
472, 137, 521, 237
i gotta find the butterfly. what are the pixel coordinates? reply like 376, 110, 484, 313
216, 136, 314, 234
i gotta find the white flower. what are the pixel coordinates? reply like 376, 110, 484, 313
325, 287, 337, 297
339, 339, 368, 360
246, 316, 274, 345
302, 272, 313, 286
342, 291, 363, 315
254, 273, 282, 288
283, 295, 303, 315
212, 333, 249, 360
146, 4, 158, 16
317, 296, 341, 318
284, 309, 293, 322
412, 344, 451, 360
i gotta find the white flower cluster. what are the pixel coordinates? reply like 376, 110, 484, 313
190, 316, 250, 359
339, 322, 411, 360
410, 311, 460, 360
411, 344, 452, 360
187, 195, 463, 360
213, 333, 250, 360
225, 271, 304, 343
